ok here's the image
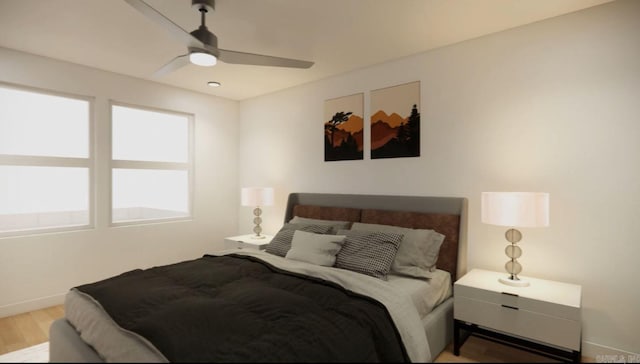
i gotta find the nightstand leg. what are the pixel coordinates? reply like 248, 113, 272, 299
453, 320, 461, 356
572, 350, 581, 363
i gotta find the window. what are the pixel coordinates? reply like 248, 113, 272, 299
111, 103, 193, 224
0, 83, 93, 236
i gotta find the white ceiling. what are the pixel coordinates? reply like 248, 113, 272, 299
0, 0, 612, 101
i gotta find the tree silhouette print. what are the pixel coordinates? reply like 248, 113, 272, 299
325, 111, 352, 147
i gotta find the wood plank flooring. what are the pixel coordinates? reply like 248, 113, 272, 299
436, 336, 565, 363
1, 305, 592, 362
0, 305, 63, 355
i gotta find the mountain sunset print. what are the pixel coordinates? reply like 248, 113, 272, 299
370, 81, 420, 159
324, 93, 364, 161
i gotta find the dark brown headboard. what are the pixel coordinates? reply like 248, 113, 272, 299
284, 193, 467, 280
292, 205, 361, 222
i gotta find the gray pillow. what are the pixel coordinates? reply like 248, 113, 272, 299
265, 223, 333, 257
285, 230, 346, 266
350, 222, 445, 279
334, 229, 403, 280
289, 216, 352, 233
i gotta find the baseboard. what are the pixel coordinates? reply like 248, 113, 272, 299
583, 341, 640, 362
0, 293, 65, 318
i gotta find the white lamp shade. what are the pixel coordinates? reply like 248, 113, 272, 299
481, 192, 549, 227
241, 187, 274, 207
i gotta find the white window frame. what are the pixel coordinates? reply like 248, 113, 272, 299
109, 101, 194, 227
0, 82, 95, 238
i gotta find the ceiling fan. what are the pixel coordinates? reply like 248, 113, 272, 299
124, 0, 314, 77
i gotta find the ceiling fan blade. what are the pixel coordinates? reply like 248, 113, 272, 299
217, 48, 314, 69
124, 0, 204, 49
153, 54, 190, 77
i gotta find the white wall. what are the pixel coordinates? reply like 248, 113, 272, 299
0, 47, 239, 316
239, 0, 640, 356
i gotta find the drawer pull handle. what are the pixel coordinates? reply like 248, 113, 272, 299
501, 292, 519, 297
501, 304, 519, 310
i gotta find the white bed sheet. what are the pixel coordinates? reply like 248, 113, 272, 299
386, 269, 452, 318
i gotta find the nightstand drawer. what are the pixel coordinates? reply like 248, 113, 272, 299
223, 234, 272, 251
455, 296, 581, 351
238, 240, 265, 250
455, 284, 580, 321
224, 240, 266, 250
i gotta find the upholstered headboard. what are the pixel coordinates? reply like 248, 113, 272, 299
284, 193, 468, 280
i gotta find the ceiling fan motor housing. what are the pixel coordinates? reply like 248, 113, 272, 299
191, 0, 217, 54
190, 26, 218, 50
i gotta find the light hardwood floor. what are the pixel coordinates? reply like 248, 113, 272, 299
1, 305, 590, 362
0, 305, 64, 355
435, 336, 573, 363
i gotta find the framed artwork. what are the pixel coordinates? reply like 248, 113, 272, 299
370, 81, 420, 159
324, 93, 364, 161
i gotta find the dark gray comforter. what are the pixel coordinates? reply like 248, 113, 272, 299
75, 254, 409, 363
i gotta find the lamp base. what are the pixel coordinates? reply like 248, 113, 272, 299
251, 234, 266, 239
499, 277, 530, 287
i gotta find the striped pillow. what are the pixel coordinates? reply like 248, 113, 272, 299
334, 230, 403, 280
265, 223, 333, 257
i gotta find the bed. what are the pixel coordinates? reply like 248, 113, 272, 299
49, 192, 467, 362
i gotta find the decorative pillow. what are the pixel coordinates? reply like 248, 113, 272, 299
350, 222, 445, 279
285, 230, 346, 266
289, 216, 352, 233
265, 223, 333, 257
334, 229, 403, 280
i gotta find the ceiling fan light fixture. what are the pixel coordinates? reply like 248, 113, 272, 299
189, 51, 217, 66
125, 0, 314, 77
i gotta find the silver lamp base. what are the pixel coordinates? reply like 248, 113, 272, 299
252, 206, 264, 239
499, 276, 530, 287
499, 228, 530, 287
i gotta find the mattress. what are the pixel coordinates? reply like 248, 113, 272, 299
387, 269, 452, 318
65, 250, 443, 362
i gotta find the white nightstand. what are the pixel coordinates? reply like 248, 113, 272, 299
224, 234, 273, 250
453, 269, 582, 363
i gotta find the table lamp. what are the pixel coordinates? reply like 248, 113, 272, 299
481, 192, 549, 287
241, 187, 274, 239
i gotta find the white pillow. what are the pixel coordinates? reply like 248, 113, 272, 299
285, 230, 346, 266
350, 222, 445, 279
